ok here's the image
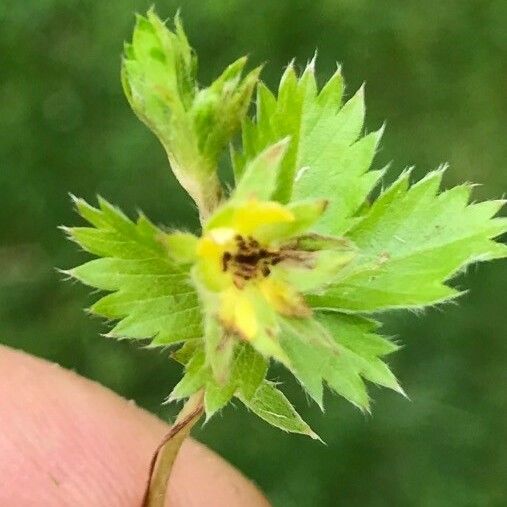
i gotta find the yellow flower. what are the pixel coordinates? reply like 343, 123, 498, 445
193, 198, 333, 362
162, 190, 356, 367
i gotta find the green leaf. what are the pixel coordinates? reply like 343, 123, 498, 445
293, 127, 385, 235
318, 312, 404, 397
232, 138, 290, 202
233, 344, 269, 400
279, 318, 331, 408
278, 312, 402, 411
276, 247, 357, 294
122, 9, 260, 216
169, 348, 207, 401
204, 312, 235, 385
161, 231, 198, 263
232, 62, 382, 232
169, 342, 268, 420
309, 169, 507, 312
204, 343, 268, 419
324, 318, 398, 357
197, 57, 262, 163
171, 339, 201, 365
237, 381, 319, 439
64, 196, 202, 346
204, 378, 237, 419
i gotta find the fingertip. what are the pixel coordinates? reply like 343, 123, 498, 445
0, 345, 270, 507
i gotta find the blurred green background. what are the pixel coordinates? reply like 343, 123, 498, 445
1, 1, 506, 505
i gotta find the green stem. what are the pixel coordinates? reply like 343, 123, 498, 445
142, 391, 204, 507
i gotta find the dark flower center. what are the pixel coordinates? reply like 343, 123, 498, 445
222, 235, 282, 288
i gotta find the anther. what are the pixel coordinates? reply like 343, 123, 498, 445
222, 252, 232, 272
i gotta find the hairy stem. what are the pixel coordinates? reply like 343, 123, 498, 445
142, 391, 204, 507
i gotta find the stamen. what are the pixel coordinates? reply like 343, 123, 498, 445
224, 233, 286, 287
222, 251, 232, 272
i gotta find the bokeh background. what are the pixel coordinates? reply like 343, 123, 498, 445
1, 1, 506, 505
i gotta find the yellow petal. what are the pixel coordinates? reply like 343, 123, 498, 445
197, 227, 234, 257
196, 227, 236, 292
207, 227, 236, 246
259, 278, 311, 318
219, 288, 258, 340
231, 200, 295, 236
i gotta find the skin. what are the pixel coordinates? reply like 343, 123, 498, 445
0, 345, 270, 507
